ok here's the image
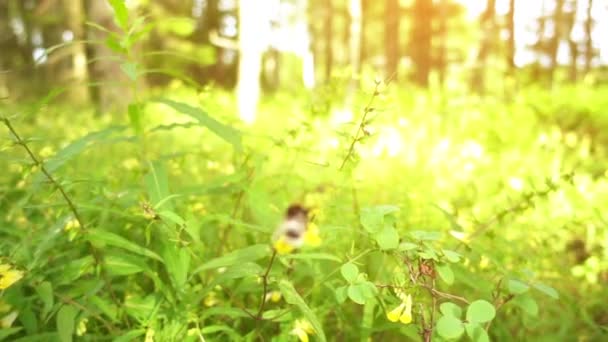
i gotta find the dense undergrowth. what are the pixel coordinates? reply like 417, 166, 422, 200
1, 77, 607, 341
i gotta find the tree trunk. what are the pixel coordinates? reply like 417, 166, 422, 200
348, 0, 362, 82
506, 0, 516, 72
236, 0, 269, 123
324, 0, 334, 81
61, 0, 90, 105
548, 0, 565, 84
584, 0, 594, 74
410, 0, 433, 87
87, 1, 131, 113
471, 0, 496, 92
385, 0, 399, 80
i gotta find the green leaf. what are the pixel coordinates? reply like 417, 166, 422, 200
112, 329, 146, 342
87, 229, 163, 262
374, 225, 399, 250
513, 294, 539, 317
56, 305, 78, 342
214, 262, 263, 282
442, 249, 462, 263
466, 300, 496, 323
465, 323, 490, 342
145, 161, 173, 211
410, 230, 442, 241
157, 99, 242, 151
335, 286, 348, 304
128, 103, 143, 135
35, 281, 54, 320
108, 0, 129, 30
105, 253, 147, 276
436, 315, 464, 339
347, 283, 367, 305
436, 264, 455, 285
193, 244, 270, 274
360, 205, 399, 233
398, 242, 418, 251
283, 253, 341, 262
532, 282, 559, 299
120, 62, 138, 81
507, 279, 530, 295
163, 244, 190, 289
0, 328, 23, 341
440, 302, 462, 318
279, 280, 327, 342
341, 263, 359, 283
42, 126, 125, 174
90, 296, 118, 321
158, 210, 186, 226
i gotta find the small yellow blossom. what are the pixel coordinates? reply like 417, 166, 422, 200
387, 294, 413, 324
265, 291, 282, 303
291, 319, 315, 342
303, 222, 322, 247
274, 236, 295, 255
204, 292, 219, 307
64, 218, 80, 231
76, 318, 88, 336
0, 264, 24, 290
144, 327, 155, 342
39, 146, 55, 158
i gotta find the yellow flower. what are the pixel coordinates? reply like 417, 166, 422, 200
204, 292, 219, 307
0, 265, 24, 290
291, 319, 315, 342
303, 223, 322, 247
76, 318, 88, 336
386, 294, 413, 324
265, 290, 282, 303
273, 236, 295, 255
64, 218, 80, 231
144, 327, 155, 342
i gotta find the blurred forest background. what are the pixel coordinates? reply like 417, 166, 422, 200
1, 0, 608, 341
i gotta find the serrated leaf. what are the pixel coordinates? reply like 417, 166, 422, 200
466, 300, 496, 323
532, 282, 559, 299
87, 229, 163, 262
279, 280, 326, 342
192, 244, 270, 274
56, 305, 78, 342
465, 323, 489, 342
162, 244, 190, 288
436, 315, 464, 339
157, 99, 242, 151
440, 302, 462, 318
374, 225, 399, 250
507, 279, 530, 294
340, 263, 359, 283
436, 264, 455, 285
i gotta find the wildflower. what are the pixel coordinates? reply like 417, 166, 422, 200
291, 319, 315, 342
273, 236, 295, 255
203, 292, 219, 307
144, 327, 155, 342
303, 222, 322, 247
64, 218, 80, 231
265, 290, 282, 303
76, 318, 88, 336
0, 264, 24, 290
387, 294, 413, 324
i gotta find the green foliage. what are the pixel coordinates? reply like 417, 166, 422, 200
1, 7, 608, 342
